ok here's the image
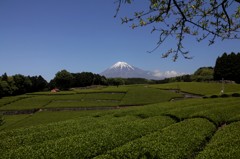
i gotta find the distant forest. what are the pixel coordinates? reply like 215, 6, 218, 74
0, 74, 48, 97
1, 52, 239, 98
214, 52, 240, 83
155, 52, 240, 84
0, 71, 108, 98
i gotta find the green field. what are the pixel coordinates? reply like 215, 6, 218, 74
0, 95, 29, 107
151, 82, 240, 96
0, 85, 181, 111
0, 83, 240, 158
120, 85, 182, 105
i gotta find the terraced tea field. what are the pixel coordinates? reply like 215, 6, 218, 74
0, 85, 181, 111
0, 83, 240, 158
151, 82, 240, 96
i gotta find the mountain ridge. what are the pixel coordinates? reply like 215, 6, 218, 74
101, 62, 159, 79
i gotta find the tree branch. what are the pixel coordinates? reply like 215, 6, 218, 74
115, 0, 240, 61
222, 0, 231, 34
166, 0, 172, 15
114, 0, 122, 18
172, 0, 187, 21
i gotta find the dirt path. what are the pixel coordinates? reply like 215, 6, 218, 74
1, 104, 148, 115
167, 89, 203, 101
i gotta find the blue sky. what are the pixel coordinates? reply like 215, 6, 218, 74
0, 0, 239, 81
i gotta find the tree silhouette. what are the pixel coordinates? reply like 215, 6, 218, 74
214, 52, 240, 83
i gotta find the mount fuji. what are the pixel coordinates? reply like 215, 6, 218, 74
101, 62, 158, 79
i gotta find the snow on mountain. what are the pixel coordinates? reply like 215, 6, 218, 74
110, 62, 134, 70
101, 61, 158, 79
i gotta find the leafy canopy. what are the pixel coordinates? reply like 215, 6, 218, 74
115, 0, 240, 61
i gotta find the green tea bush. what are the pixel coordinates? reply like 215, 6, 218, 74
84, 93, 124, 100
2, 116, 175, 158
96, 118, 215, 159
190, 103, 240, 126
120, 86, 182, 106
0, 96, 54, 110
163, 99, 238, 121
0, 116, 137, 154
0, 114, 4, 126
151, 82, 240, 96
196, 122, 240, 159
0, 96, 29, 107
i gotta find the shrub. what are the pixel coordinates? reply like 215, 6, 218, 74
93, 114, 101, 118
232, 93, 240, 97
0, 114, 4, 126
136, 113, 149, 119
113, 114, 122, 117
210, 95, 218, 98
220, 94, 229, 98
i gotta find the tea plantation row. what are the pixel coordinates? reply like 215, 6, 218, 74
1, 83, 240, 158
0, 85, 182, 111
1, 116, 175, 158
151, 82, 240, 96
1, 97, 240, 158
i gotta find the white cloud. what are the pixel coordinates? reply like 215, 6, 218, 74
153, 70, 186, 79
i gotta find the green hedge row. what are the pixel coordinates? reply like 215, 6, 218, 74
196, 122, 240, 159
95, 118, 215, 159
2, 116, 175, 158
0, 115, 138, 154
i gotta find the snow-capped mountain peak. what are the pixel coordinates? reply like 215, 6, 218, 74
101, 61, 184, 80
101, 61, 158, 79
110, 61, 134, 70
